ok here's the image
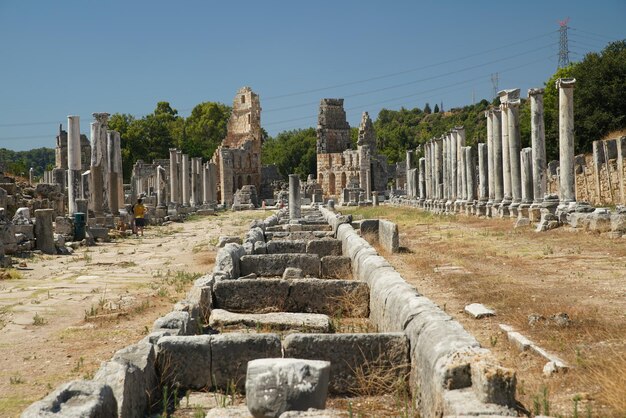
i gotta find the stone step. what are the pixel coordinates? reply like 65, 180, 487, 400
209, 309, 332, 333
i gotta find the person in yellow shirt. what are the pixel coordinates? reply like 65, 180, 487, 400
133, 198, 146, 236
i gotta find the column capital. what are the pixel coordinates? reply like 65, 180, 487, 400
556, 78, 576, 89
92, 112, 110, 124
508, 98, 521, 108
528, 87, 545, 96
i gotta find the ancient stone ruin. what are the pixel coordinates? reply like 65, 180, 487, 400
316, 99, 390, 205
211, 86, 263, 207
400, 78, 626, 235
23, 198, 518, 417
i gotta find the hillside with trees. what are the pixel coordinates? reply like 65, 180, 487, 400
0, 147, 55, 178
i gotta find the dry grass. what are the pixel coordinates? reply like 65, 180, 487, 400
340, 205, 626, 416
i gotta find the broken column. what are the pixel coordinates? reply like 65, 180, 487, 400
181, 154, 190, 207
365, 168, 372, 201
477, 143, 488, 216
35, 209, 55, 254
507, 89, 522, 217
106, 130, 120, 215
456, 127, 466, 208
156, 165, 166, 208
465, 146, 476, 213
90, 113, 110, 218
202, 163, 210, 205
289, 174, 301, 220
418, 157, 426, 202
67, 115, 81, 216
557, 78, 577, 209
529, 88, 547, 221
435, 137, 443, 203
450, 130, 457, 208
169, 148, 179, 205
424, 142, 431, 201
519, 148, 533, 219
442, 136, 448, 203
208, 162, 217, 206
190, 157, 198, 207
406, 150, 414, 197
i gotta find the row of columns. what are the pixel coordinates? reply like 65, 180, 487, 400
407, 78, 576, 220
168, 148, 217, 207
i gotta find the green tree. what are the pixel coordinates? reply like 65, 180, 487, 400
179, 102, 231, 160
262, 128, 317, 180
433, 103, 440, 113
424, 102, 432, 114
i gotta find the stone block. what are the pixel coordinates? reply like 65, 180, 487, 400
94, 342, 158, 418
214, 279, 290, 313
287, 279, 369, 317
211, 333, 282, 392
379, 219, 399, 253
464, 303, 495, 319
588, 212, 612, 232
359, 219, 379, 237
35, 208, 55, 254
283, 267, 303, 279
306, 239, 342, 257
246, 358, 330, 417
240, 254, 320, 277
55, 216, 74, 236
279, 410, 344, 418
209, 309, 332, 333
282, 333, 408, 395
13, 224, 34, 240
22, 380, 117, 418
214, 243, 246, 279
156, 335, 212, 390
217, 236, 242, 247
320, 256, 352, 280
152, 311, 192, 335
470, 361, 516, 407
89, 226, 110, 241
245, 227, 265, 244
266, 240, 307, 254
205, 405, 253, 417
443, 388, 517, 416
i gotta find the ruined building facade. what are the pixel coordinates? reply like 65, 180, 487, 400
211, 87, 262, 205
316, 99, 389, 199
55, 124, 91, 171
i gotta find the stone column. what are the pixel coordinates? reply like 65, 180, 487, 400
435, 138, 443, 201
418, 157, 426, 202
29, 168, 34, 185
107, 130, 120, 215
450, 130, 457, 205
520, 148, 533, 218
89, 118, 104, 217
181, 154, 190, 206
424, 142, 431, 200
208, 162, 217, 206
442, 136, 448, 202
460, 147, 467, 208
289, 174, 301, 219
156, 165, 166, 208
485, 111, 494, 209
498, 93, 511, 216
465, 146, 475, 205
477, 143, 488, 215
202, 163, 209, 205
456, 127, 466, 205
372, 191, 378, 206
528, 88, 546, 221
67, 115, 81, 215
195, 158, 203, 206
176, 150, 183, 204
35, 209, 55, 254
169, 148, 179, 205
507, 89, 522, 217
557, 78, 577, 207
190, 157, 198, 207
492, 109, 503, 209
406, 150, 414, 197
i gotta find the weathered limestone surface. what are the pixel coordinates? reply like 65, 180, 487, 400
320, 255, 352, 280
266, 240, 307, 254
240, 254, 321, 277
214, 243, 246, 279
283, 333, 409, 394
246, 358, 330, 418
214, 279, 290, 312
286, 279, 369, 317
93, 342, 157, 418
305, 239, 342, 257
21, 380, 117, 418
557, 78, 577, 205
34, 208, 55, 254
211, 333, 282, 391
209, 309, 332, 333
378, 219, 399, 253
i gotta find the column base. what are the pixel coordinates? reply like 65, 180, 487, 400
498, 199, 511, 218
476, 200, 488, 217
529, 202, 542, 222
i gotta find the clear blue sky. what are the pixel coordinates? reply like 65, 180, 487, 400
0, 0, 624, 151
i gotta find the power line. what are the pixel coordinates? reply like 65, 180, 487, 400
570, 27, 621, 42
263, 29, 558, 101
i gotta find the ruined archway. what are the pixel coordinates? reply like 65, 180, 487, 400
328, 172, 336, 195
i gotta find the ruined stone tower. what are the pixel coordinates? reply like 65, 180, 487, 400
211, 87, 263, 206
316, 99, 351, 154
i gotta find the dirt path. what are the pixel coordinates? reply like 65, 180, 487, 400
0, 210, 264, 417
343, 206, 626, 417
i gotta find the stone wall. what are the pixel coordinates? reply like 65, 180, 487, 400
211, 87, 263, 205
55, 125, 91, 171
547, 136, 626, 206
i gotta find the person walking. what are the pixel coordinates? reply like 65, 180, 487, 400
133, 198, 146, 236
